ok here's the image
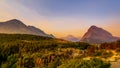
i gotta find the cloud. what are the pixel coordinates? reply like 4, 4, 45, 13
0, 0, 46, 25
0, 0, 52, 33
0, 0, 120, 37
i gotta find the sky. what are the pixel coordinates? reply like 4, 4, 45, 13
0, 0, 120, 38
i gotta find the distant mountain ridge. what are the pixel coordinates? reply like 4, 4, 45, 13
61, 35, 80, 42
81, 25, 119, 44
0, 19, 55, 38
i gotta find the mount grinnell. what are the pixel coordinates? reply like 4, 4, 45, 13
0, 19, 54, 38
81, 25, 119, 44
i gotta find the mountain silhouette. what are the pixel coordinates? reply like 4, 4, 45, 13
61, 35, 80, 42
0, 19, 54, 38
81, 25, 119, 43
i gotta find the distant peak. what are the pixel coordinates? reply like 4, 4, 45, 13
90, 25, 98, 28
88, 25, 100, 31
11, 19, 19, 21
6, 19, 25, 25
67, 35, 74, 37
8, 19, 21, 22
91, 25, 97, 27
81, 25, 115, 43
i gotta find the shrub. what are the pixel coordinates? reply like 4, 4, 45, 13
58, 58, 110, 68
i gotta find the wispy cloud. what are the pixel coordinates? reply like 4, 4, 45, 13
0, 0, 120, 37
0, 0, 47, 26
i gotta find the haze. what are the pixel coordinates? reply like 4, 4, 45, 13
0, 0, 120, 38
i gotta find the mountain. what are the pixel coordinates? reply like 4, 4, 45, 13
61, 35, 80, 42
81, 25, 119, 44
0, 19, 33, 34
0, 19, 55, 38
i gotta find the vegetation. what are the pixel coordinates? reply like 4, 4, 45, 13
0, 34, 116, 68
100, 40, 120, 50
58, 58, 110, 68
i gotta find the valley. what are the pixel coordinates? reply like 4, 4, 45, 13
0, 0, 120, 68
0, 19, 120, 68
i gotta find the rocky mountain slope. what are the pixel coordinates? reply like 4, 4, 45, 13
0, 19, 54, 38
81, 25, 119, 43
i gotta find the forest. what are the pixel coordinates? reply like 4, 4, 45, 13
0, 34, 119, 68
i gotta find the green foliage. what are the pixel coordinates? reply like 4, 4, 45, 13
101, 51, 113, 58
48, 58, 62, 68
0, 34, 111, 68
7, 54, 18, 68
93, 51, 102, 56
100, 40, 120, 50
116, 48, 120, 53
58, 42, 90, 50
58, 58, 110, 68
23, 57, 35, 68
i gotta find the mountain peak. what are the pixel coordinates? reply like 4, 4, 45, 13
66, 35, 75, 38
10, 19, 19, 21
90, 25, 97, 28
81, 25, 118, 43
89, 25, 99, 29
0, 19, 55, 38
5, 19, 25, 26
88, 25, 101, 31
7, 19, 22, 23
61, 35, 80, 42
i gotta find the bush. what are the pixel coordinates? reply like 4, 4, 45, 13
58, 58, 110, 68
101, 51, 113, 58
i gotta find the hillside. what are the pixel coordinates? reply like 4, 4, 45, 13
61, 35, 80, 42
0, 19, 54, 38
0, 34, 114, 68
0, 34, 111, 68
81, 25, 119, 44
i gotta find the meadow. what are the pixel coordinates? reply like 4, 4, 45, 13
0, 34, 120, 68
